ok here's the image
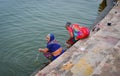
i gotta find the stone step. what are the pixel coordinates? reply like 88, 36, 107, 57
34, 25, 119, 76
91, 41, 120, 76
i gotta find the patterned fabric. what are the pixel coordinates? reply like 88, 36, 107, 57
68, 24, 90, 40
67, 24, 90, 45
52, 50, 65, 60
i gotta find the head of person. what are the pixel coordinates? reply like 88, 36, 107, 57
46, 33, 55, 43
65, 22, 71, 29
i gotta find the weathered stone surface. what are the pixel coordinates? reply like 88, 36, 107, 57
91, 41, 120, 76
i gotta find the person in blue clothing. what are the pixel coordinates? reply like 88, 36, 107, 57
39, 33, 65, 61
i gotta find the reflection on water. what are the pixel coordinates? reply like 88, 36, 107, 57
98, 0, 107, 13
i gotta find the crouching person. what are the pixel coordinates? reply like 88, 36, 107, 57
39, 33, 65, 61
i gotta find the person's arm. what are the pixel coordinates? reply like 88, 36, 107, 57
67, 27, 73, 38
39, 48, 48, 53
69, 31, 73, 38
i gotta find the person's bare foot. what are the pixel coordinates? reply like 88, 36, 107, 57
65, 43, 72, 48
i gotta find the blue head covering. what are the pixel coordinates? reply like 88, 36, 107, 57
49, 33, 55, 42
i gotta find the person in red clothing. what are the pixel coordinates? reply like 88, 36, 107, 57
65, 22, 90, 48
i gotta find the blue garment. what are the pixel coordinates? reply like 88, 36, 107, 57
47, 33, 61, 53
47, 43, 61, 53
49, 33, 55, 42
46, 33, 64, 60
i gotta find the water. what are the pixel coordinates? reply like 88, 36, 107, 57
0, 0, 101, 76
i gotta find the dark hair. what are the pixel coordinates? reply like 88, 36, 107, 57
65, 22, 71, 26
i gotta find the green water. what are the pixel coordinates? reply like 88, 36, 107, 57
0, 0, 101, 76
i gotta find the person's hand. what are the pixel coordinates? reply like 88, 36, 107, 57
66, 40, 70, 43
38, 48, 44, 52
66, 40, 71, 44
65, 43, 71, 48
